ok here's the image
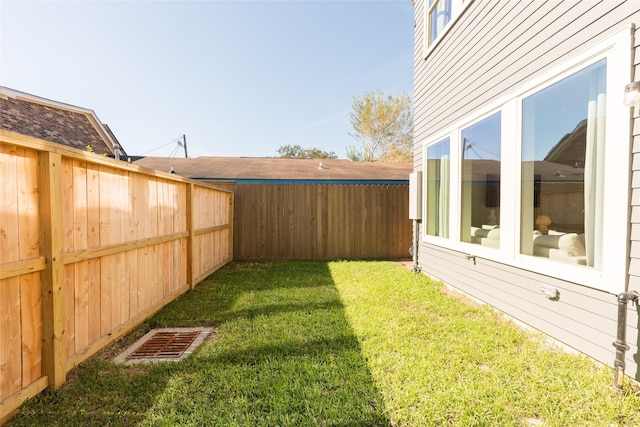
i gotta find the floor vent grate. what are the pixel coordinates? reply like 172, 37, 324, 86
129, 330, 200, 359
114, 327, 213, 364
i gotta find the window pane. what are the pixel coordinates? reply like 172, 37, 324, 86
429, 0, 451, 44
460, 112, 501, 248
426, 138, 450, 238
520, 60, 606, 268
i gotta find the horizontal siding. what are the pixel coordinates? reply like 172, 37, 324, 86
418, 243, 637, 371
412, 1, 640, 379
414, 1, 636, 144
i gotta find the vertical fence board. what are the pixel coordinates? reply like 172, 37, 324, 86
19, 272, 42, 386
127, 248, 139, 318
100, 254, 114, 335
0, 277, 21, 401
72, 161, 88, 251
128, 175, 139, 316
74, 260, 89, 352
117, 251, 130, 325
17, 148, 39, 261
87, 260, 101, 346
315, 186, 323, 258
270, 185, 277, 258
186, 183, 194, 289
62, 158, 74, 253
19, 272, 41, 386
305, 185, 314, 259
86, 165, 100, 250
159, 180, 171, 298
1, 144, 19, 264
98, 166, 112, 247
63, 265, 75, 360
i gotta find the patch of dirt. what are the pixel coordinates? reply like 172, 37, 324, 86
439, 286, 483, 309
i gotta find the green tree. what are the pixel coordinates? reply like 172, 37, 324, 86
347, 90, 413, 162
277, 144, 337, 159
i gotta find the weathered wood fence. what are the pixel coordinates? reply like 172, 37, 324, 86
207, 182, 411, 260
0, 130, 233, 424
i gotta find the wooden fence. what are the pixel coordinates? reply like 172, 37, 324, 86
0, 130, 233, 424
208, 182, 411, 260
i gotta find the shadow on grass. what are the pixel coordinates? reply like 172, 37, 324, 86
12, 261, 390, 426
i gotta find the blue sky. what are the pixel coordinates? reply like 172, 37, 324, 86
1, 0, 414, 159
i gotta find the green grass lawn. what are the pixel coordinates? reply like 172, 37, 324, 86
11, 260, 640, 426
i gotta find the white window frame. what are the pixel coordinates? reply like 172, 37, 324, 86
421, 28, 631, 294
422, 0, 471, 59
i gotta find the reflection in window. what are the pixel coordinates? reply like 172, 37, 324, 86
426, 138, 450, 238
429, 0, 452, 45
521, 60, 606, 268
460, 112, 501, 247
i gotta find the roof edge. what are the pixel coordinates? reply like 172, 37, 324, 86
0, 86, 124, 158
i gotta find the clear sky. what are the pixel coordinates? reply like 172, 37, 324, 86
0, 0, 415, 159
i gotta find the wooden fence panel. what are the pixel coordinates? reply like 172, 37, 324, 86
0, 131, 232, 425
0, 144, 43, 406
192, 186, 233, 283
229, 182, 411, 261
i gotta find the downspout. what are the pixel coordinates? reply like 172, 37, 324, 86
613, 291, 639, 390
409, 171, 422, 274
613, 24, 638, 391
412, 220, 421, 274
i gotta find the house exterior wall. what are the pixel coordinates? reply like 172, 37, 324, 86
413, 0, 640, 380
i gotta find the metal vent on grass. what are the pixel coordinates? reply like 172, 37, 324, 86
114, 327, 213, 365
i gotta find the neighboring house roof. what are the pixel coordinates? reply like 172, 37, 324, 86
544, 119, 587, 168
133, 156, 412, 183
0, 86, 127, 159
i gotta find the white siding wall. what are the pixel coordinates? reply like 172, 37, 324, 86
413, 0, 640, 379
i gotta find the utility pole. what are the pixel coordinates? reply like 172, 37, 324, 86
182, 134, 188, 158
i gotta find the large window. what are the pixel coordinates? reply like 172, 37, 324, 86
460, 112, 501, 247
420, 29, 630, 293
425, 138, 450, 238
521, 60, 606, 268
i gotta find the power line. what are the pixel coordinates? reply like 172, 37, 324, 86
140, 140, 176, 155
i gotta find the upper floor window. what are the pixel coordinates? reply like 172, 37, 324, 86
423, 0, 467, 54
428, 0, 452, 45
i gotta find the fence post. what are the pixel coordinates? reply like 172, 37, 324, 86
38, 151, 66, 390
186, 183, 195, 290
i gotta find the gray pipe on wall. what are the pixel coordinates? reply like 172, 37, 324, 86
612, 291, 638, 390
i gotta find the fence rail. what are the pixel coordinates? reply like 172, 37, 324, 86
0, 130, 233, 424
